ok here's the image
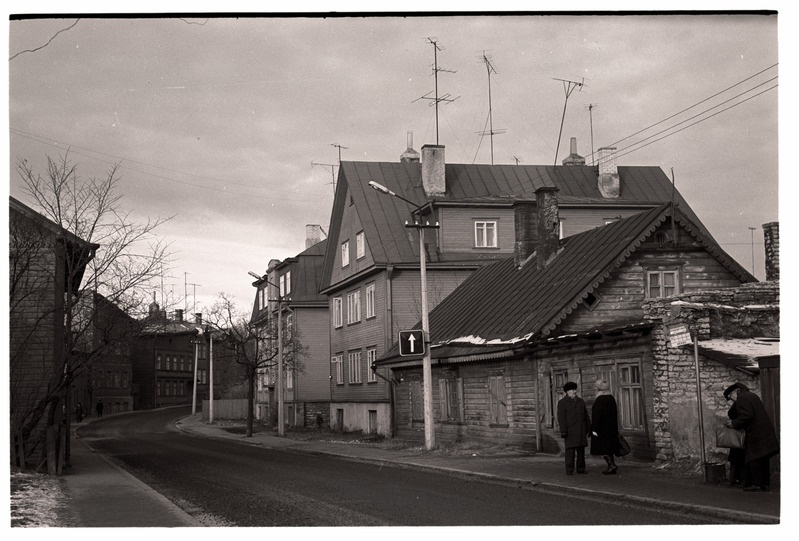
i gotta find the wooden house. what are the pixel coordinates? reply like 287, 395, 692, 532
375, 199, 756, 459
250, 232, 331, 427
320, 139, 712, 436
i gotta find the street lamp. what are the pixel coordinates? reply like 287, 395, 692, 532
249, 271, 286, 437
369, 180, 439, 450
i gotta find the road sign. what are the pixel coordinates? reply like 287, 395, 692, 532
399, 330, 425, 356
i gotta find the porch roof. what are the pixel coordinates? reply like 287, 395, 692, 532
695, 337, 780, 374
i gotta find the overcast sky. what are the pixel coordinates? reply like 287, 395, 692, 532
5, 6, 782, 317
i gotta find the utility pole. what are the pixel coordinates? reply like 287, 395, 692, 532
414, 38, 458, 145
749, 227, 757, 274
553, 77, 584, 167
477, 51, 505, 164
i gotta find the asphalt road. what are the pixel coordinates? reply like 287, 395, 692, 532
78, 408, 714, 526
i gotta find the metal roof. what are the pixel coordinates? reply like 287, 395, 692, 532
320, 161, 708, 291
376, 204, 755, 365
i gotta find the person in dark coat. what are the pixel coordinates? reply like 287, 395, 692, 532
557, 381, 591, 475
590, 379, 620, 474
724, 383, 749, 487
75, 402, 84, 423
724, 382, 779, 491
96, 400, 104, 418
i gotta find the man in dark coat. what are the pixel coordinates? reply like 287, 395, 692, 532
724, 383, 779, 491
557, 381, 591, 475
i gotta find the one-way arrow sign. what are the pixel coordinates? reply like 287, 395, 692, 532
398, 330, 425, 356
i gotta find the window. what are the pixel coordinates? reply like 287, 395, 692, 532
356, 231, 365, 259
156, 355, 162, 370
286, 368, 294, 389
488, 375, 508, 425
332, 355, 344, 385
348, 352, 362, 384
259, 288, 265, 309
439, 376, 464, 422
367, 349, 378, 383
341, 240, 350, 267
280, 271, 291, 297
365, 283, 375, 319
474, 221, 498, 248
647, 270, 679, 299
618, 363, 644, 430
347, 290, 361, 324
333, 297, 343, 328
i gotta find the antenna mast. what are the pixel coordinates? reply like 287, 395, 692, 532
587, 103, 598, 165
552, 77, 584, 167
477, 51, 506, 164
414, 38, 458, 145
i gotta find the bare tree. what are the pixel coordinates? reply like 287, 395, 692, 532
10, 152, 171, 471
205, 293, 306, 437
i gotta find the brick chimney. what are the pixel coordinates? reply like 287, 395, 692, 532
421, 144, 446, 196
400, 131, 421, 163
597, 147, 620, 198
562, 137, 586, 166
195, 312, 203, 324
536, 187, 560, 269
513, 199, 538, 268
763, 222, 779, 281
175, 309, 184, 322
305, 224, 324, 249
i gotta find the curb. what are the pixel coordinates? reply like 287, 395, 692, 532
173, 419, 779, 524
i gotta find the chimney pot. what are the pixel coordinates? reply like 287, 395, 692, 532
421, 144, 446, 196
562, 137, 586, 166
535, 187, 560, 269
305, 224, 324, 249
195, 312, 203, 324
400, 131, 421, 163
175, 309, 184, 322
596, 147, 620, 198
763, 222, 779, 281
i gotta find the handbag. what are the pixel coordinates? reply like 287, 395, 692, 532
616, 433, 631, 457
716, 426, 746, 449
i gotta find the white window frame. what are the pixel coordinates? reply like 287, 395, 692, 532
333, 297, 343, 328
332, 355, 344, 385
356, 231, 365, 259
365, 283, 375, 319
286, 367, 294, 389
348, 352, 362, 384
347, 290, 361, 324
367, 348, 378, 383
474, 220, 498, 248
341, 240, 350, 268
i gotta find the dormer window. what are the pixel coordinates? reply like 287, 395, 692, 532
474, 220, 498, 248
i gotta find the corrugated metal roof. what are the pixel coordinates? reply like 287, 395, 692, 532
321, 161, 708, 291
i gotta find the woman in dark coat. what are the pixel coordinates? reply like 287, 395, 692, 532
590, 380, 620, 474
557, 381, 591, 475
724, 382, 779, 491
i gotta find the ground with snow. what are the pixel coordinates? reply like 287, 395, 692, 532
10, 468, 73, 527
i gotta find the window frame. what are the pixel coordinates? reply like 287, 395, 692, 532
365, 283, 376, 319
356, 231, 365, 259
333, 297, 343, 328
646, 269, 680, 299
332, 355, 344, 385
366, 348, 378, 382
341, 240, 350, 268
347, 290, 361, 324
474, 220, 498, 248
348, 351, 362, 384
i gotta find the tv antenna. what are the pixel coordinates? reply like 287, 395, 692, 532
586, 103, 598, 165
187, 282, 202, 313
313, 143, 347, 194
330, 143, 348, 163
513, 156, 522, 165
413, 38, 459, 145
476, 51, 505, 164
553, 77, 584, 167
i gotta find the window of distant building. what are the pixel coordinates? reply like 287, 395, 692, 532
341, 240, 350, 268
279, 270, 291, 297
356, 231, 365, 259
365, 283, 375, 319
367, 348, 378, 383
333, 297, 343, 328
474, 220, 498, 248
348, 352, 362, 384
347, 290, 361, 324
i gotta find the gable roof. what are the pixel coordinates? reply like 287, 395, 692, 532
377, 204, 755, 364
320, 161, 709, 291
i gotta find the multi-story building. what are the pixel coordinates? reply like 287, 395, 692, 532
319, 138, 711, 436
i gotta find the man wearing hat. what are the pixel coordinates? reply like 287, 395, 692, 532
557, 381, 592, 475
723, 382, 779, 491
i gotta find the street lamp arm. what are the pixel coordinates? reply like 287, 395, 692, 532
368, 180, 421, 212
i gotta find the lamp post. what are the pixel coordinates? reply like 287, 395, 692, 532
249, 271, 285, 437
369, 180, 439, 450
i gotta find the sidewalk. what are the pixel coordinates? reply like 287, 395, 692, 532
175, 414, 780, 524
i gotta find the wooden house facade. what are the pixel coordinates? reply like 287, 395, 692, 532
320, 140, 711, 436
376, 202, 757, 459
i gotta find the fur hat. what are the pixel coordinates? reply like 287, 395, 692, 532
595, 379, 609, 391
563, 381, 578, 392
724, 382, 749, 400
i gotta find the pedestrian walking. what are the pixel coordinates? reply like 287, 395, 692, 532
96, 399, 104, 418
557, 381, 591, 475
75, 402, 84, 423
724, 383, 749, 487
590, 379, 620, 474
723, 382, 779, 492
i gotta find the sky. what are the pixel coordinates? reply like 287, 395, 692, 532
4, 4, 785, 319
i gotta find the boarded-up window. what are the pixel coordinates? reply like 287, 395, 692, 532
489, 375, 508, 424
411, 380, 423, 421
619, 362, 644, 429
439, 377, 464, 422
